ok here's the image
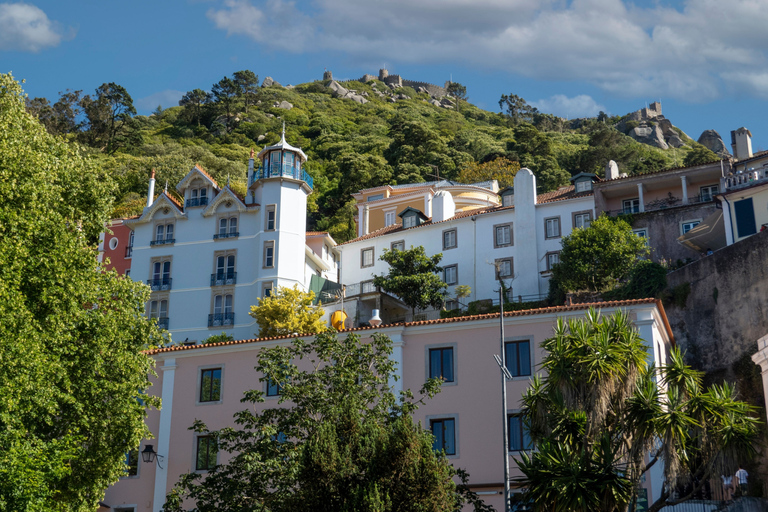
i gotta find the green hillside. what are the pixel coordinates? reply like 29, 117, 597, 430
25, 71, 718, 242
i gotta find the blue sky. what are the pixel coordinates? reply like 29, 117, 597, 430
3, 0, 768, 152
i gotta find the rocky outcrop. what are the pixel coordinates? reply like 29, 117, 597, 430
274, 100, 293, 110
326, 80, 368, 104
615, 102, 692, 150
628, 123, 669, 150
698, 129, 730, 157
261, 76, 281, 88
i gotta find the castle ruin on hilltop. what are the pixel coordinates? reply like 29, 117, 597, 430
323, 69, 449, 97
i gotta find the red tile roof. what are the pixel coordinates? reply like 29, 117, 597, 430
536, 185, 594, 204
194, 164, 220, 189
306, 231, 330, 236
145, 298, 670, 356
594, 159, 727, 185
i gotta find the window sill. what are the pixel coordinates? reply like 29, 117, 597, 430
196, 400, 224, 406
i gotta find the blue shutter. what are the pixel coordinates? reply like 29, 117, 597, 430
734, 198, 757, 238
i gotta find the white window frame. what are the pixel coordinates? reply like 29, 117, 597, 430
384, 210, 396, 227
623, 198, 640, 214
544, 217, 560, 239
680, 219, 702, 235
444, 264, 458, 285
443, 228, 457, 250
361, 247, 374, 268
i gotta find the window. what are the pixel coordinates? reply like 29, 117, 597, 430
266, 377, 282, 397
262, 281, 274, 298
444, 264, 458, 285
429, 347, 454, 382
385, 211, 396, 226
504, 340, 531, 377
210, 293, 234, 327
734, 198, 757, 238
575, 180, 592, 192
573, 211, 592, 229
700, 185, 719, 202
213, 253, 237, 285
265, 205, 276, 231
508, 414, 532, 452
150, 258, 172, 290
199, 368, 222, 403
545, 252, 560, 271
494, 223, 512, 247
361, 247, 374, 268
403, 215, 417, 228
125, 449, 139, 477
445, 299, 459, 311
196, 435, 217, 471
263, 241, 275, 268
109, 236, 119, 251
502, 194, 514, 207
544, 217, 560, 239
681, 219, 701, 235
216, 216, 239, 239
633, 229, 649, 246
152, 223, 175, 245
126, 231, 134, 258
623, 198, 640, 214
443, 228, 457, 250
391, 240, 405, 252
367, 193, 384, 202
496, 258, 513, 279
187, 187, 208, 207
149, 299, 169, 330
430, 418, 456, 456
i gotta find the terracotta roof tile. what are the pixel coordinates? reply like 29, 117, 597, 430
194, 164, 220, 189
536, 186, 594, 204
594, 159, 727, 185
144, 298, 666, 356
306, 231, 330, 236
163, 192, 183, 210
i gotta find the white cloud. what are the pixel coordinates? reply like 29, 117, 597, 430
206, 0, 768, 101
0, 2, 67, 52
531, 95, 607, 119
135, 90, 185, 112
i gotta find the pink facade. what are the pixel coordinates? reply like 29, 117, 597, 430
104, 299, 673, 512
100, 219, 134, 276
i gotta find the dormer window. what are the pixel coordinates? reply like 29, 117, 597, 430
404, 215, 417, 228
399, 207, 427, 229
499, 187, 514, 207
575, 180, 592, 192
569, 173, 597, 193
187, 187, 208, 207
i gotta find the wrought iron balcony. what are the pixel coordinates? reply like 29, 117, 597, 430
125, 246, 133, 258
185, 197, 209, 207
210, 272, 237, 286
149, 238, 175, 246
213, 232, 239, 240
208, 312, 235, 327
147, 278, 173, 291
251, 164, 313, 190
156, 317, 169, 330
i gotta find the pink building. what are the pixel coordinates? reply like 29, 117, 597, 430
103, 298, 673, 512
99, 218, 135, 276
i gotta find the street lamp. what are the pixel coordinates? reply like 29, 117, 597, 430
493, 286, 512, 512
141, 444, 165, 469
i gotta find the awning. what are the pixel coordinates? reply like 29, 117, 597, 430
677, 209, 726, 253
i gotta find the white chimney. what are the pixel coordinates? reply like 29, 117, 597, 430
432, 190, 455, 222
606, 160, 619, 180
363, 204, 370, 235
731, 127, 753, 160
146, 169, 156, 208
247, 148, 255, 204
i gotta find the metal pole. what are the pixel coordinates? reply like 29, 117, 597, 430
499, 286, 510, 511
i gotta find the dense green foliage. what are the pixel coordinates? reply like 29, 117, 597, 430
373, 246, 447, 315
550, 216, 649, 293
0, 73, 162, 510
164, 331, 492, 512
248, 285, 327, 337
26, 70, 711, 242
516, 310, 759, 512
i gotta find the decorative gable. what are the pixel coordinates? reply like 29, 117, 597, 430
202, 187, 255, 217
125, 193, 186, 227
176, 164, 220, 195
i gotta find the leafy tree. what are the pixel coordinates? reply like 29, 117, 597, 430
458, 157, 520, 188
26, 89, 83, 137
446, 81, 467, 111
164, 330, 492, 512
683, 145, 718, 167
80, 82, 137, 153
249, 285, 326, 337
179, 88, 210, 126
516, 309, 759, 512
0, 73, 161, 510
551, 216, 649, 292
210, 76, 240, 132
373, 246, 447, 316
498, 93, 539, 124
233, 69, 259, 113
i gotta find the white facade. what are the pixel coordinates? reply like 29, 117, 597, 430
125, 136, 338, 343
338, 168, 595, 306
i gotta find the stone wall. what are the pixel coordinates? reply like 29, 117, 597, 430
665, 229, 768, 373
402, 79, 447, 97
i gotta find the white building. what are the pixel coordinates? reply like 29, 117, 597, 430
125, 132, 339, 343
337, 169, 596, 323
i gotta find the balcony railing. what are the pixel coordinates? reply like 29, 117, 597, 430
210, 272, 237, 286
251, 164, 313, 190
150, 238, 175, 246
208, 312, 235, 327
724, 168, 768, 190
185, 197, 209, 208
146, 278, 173, 291
155, 317, 169, 330
606, 194, 715, 216
343, 281, 378, 297
125, 246, 133, 258
213, 232, 239, 240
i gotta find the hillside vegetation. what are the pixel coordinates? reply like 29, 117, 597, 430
25, 71, 718, 242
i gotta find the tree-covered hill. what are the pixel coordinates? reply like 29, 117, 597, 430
26, 71, 719, 242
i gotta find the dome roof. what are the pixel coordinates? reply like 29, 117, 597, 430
256, 124, 307, 162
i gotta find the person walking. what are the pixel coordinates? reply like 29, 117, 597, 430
721, 473, 734, 503
735, 465, 749, 496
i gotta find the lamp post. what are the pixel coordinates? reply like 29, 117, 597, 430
493, 286, 512, 511
141, 444, 165, 469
